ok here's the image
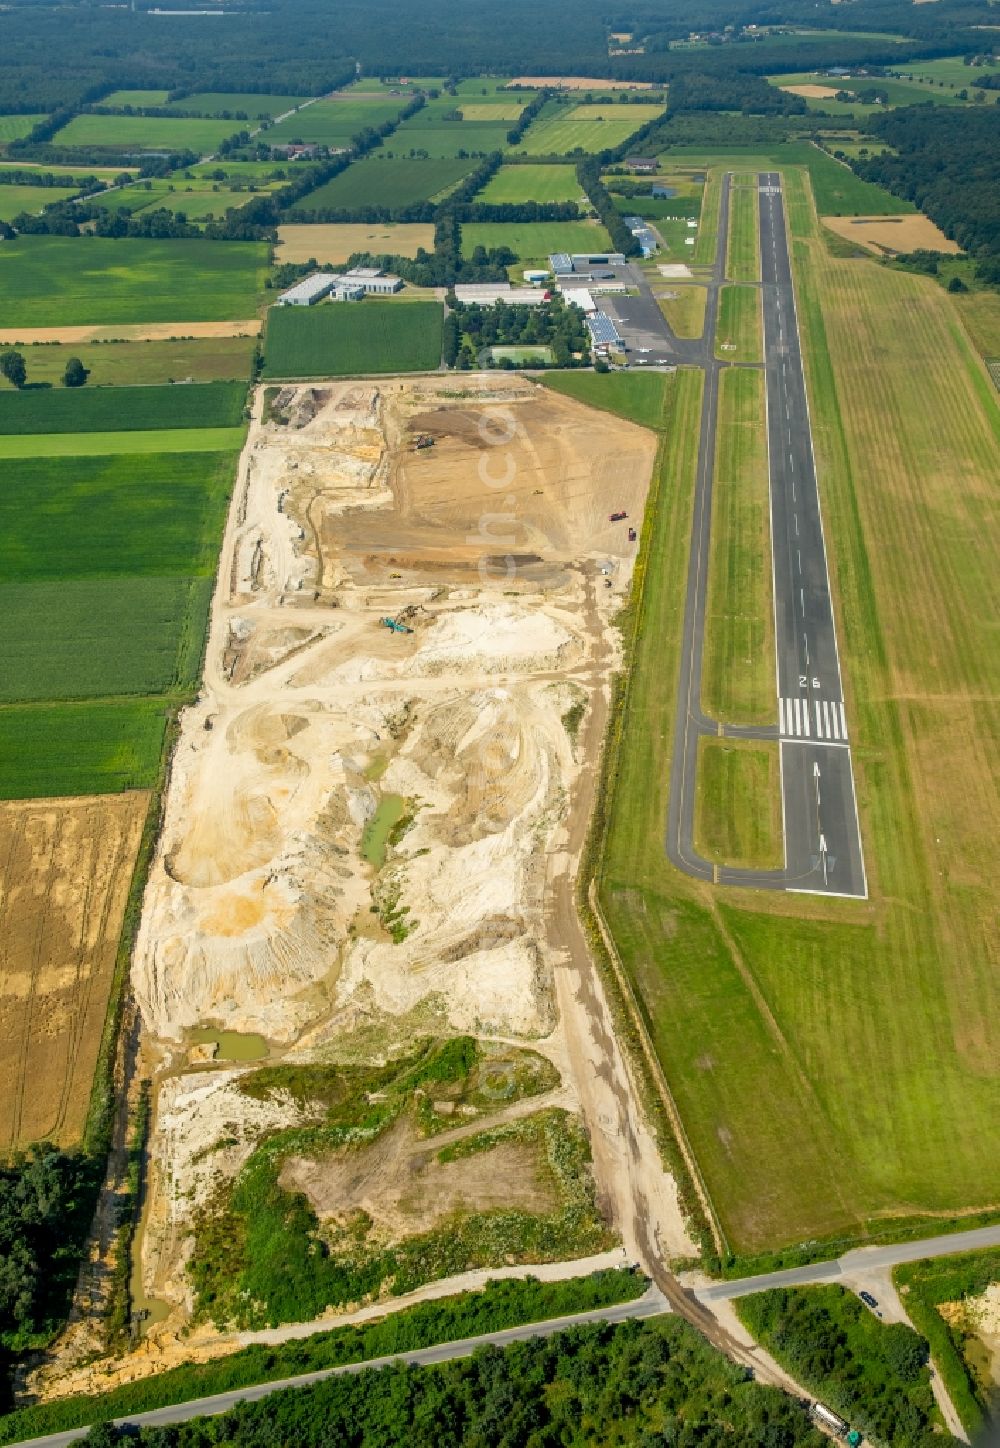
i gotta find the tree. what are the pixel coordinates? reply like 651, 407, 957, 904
1, 350, 27, 389
63, 357, 87, 387
947, 274, 967, 292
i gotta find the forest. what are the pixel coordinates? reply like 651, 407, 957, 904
854, 106, 1000, 276
75, 1317, 829, 1446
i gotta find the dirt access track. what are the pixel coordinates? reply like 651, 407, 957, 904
126, 374, 695, 1337
0, 793, 148, 1151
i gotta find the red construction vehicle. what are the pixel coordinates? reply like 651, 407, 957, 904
609, 510, 627, 522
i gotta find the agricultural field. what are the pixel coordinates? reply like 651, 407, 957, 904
275, 223, 435, 264
0, 114, 44, 143
0, 379, 245, 432
0, 237, 267, 326
701, 365, 773, 726
821, 213, 960, 255
459, 103, 524, 121
262, 299, 443, 377
769, 71, 971, 114
0, 793, 149, 1151
0, 336, 255, 388
715, 284, 761, 362
0, 161, 129, 180
460, 219, 612, 268
477, 164, 583, 204
0, 184, 77, 221
265, 96, 412, 146
515, 101, 663, 155
890, 56, 1000, 90
52, 113, 241, 153
384, 117, 511, 158
88, 178, 280, 222
0, 700, 168, 800
596, 162, 1000, 1255
726, 181, 759, 282
291, 156, 476, 210
0, 428, 244, 458
165, 92, 309, 117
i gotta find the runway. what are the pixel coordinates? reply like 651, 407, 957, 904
665, 172, 867, 899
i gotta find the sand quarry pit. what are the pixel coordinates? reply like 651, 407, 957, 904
115, 373, 696, 1346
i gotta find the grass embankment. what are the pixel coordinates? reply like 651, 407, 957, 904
715, 284, 761, 362
701, 366, 774, 724
726, 178, 759, 282
0, 1269, 647, 1447
695, 739, 783, 870
263, 299, 443, 377
894, 1248, 1000, 1439
736, 1286, 945, 1446
593, 160, 1000, 1261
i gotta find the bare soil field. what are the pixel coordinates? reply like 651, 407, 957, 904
506, 75, 656, 90
275, 223, 436, 265
0, 321, 261, 346
821, 213, 960, 254
0, 793, 148, 1150
116, 373, 694, 1347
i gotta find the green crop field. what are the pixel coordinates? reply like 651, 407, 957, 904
266, 97, 412, 146
0, 576, 213, 702
0, 237, 267, 326
478, 165, 583, 204
891, 56, 1000, 90
0, 161, 129, 180
715, 285, 761, 362
0, 115, 44, 143
726, 182, 759, 282
593, 163, 1000, 1258
0, 336, 255, 389
701, 366, 774, 725
768, 71, 971, 114
461, 219, 612, 266
384, 119, 511, 158
0, 184, 77, 221
292, 157, 477, 210
0, 699, 169, 799
263, 300, 443, 377
53, 113, 241, 152
1, 451, 236, 581
516, 102, 663, 155
166, 92, 308, 117
0, 379, 245, 433
0, 427, 244, 458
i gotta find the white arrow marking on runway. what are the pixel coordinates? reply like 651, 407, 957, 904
819, 832, 829, 887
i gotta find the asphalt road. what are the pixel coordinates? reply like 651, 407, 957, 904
6, 1289, 669, 1448
692, 1222, 1000, 1302
665, 172, 867, 898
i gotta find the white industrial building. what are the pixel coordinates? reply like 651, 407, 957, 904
344, 267, 403, 295
561, 287, 597, 314
453, 283, 549, 306
278, 273, 335, 306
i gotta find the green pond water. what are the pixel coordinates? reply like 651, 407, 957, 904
189, 1026, 269, 1061
362, 793, 406, 869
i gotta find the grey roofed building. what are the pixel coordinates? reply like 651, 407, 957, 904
277, 273, 335, 306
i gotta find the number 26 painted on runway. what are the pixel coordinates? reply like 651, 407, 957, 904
799, 676, 821, 690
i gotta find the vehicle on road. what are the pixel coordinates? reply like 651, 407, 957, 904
859, 1290, 878, 1310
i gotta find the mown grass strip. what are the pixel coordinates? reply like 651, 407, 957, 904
715, 285, 761, 363
701, 366, 774, 724
726, 181, 759, 283
695, 738, 783, 870
692, 169, 721, 266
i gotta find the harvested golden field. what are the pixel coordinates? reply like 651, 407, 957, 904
821, 213, 960, 254
0, 321, 261, 345
780, 84, 842, 98
0, 794, 148, 1151
275, 222, 436, 265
